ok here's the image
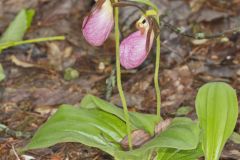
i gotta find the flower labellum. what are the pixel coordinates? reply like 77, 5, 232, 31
120, 16, 154, 69
82, 0, 114, 46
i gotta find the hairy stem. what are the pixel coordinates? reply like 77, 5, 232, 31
154, 16, 161, 120
114, 0, 132, 150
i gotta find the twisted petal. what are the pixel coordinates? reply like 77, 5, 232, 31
82, 0, 114, 46
120, 31, 153, 69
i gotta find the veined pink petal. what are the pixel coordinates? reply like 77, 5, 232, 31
120, 31, 153, 69
82, 0, 114, 46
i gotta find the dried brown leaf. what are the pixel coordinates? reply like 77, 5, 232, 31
154, 118, 172, 135
120, 129, 151, 150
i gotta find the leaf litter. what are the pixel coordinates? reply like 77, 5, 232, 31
0, 0, 240, 159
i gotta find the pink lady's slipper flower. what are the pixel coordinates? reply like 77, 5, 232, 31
82, 0, 114, 46
120, 16, 154, 69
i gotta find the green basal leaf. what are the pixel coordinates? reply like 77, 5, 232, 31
24, 96, 200, 160
0, 9, 35, 43
0, 63, 5, 82
24, 105, 127, 155
113, 118, 200, 160
195, 82, 238, 160
80, 94, 160, 135
155, 144, 203, 160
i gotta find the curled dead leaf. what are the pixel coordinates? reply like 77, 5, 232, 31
120, 119, 173, 150
154, 118, 172, 135
120, 129, 151, 150
10, 55, 35, 68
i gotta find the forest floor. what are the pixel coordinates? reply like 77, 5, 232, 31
0, 0, 240, 159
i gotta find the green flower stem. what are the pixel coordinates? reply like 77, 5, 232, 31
114, 0, 132, 150
154, 17, 161, 120
129, 0, 161, 119
0, 36, 65, 52
128, 0, 158, 11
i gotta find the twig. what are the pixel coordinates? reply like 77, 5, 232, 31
0, 123, 32, 138
11, 145, 21, 160
161, 19, 240, 40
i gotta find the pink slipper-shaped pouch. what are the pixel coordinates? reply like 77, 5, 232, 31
82, 0, 114, 46
120, 16, 154, 69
